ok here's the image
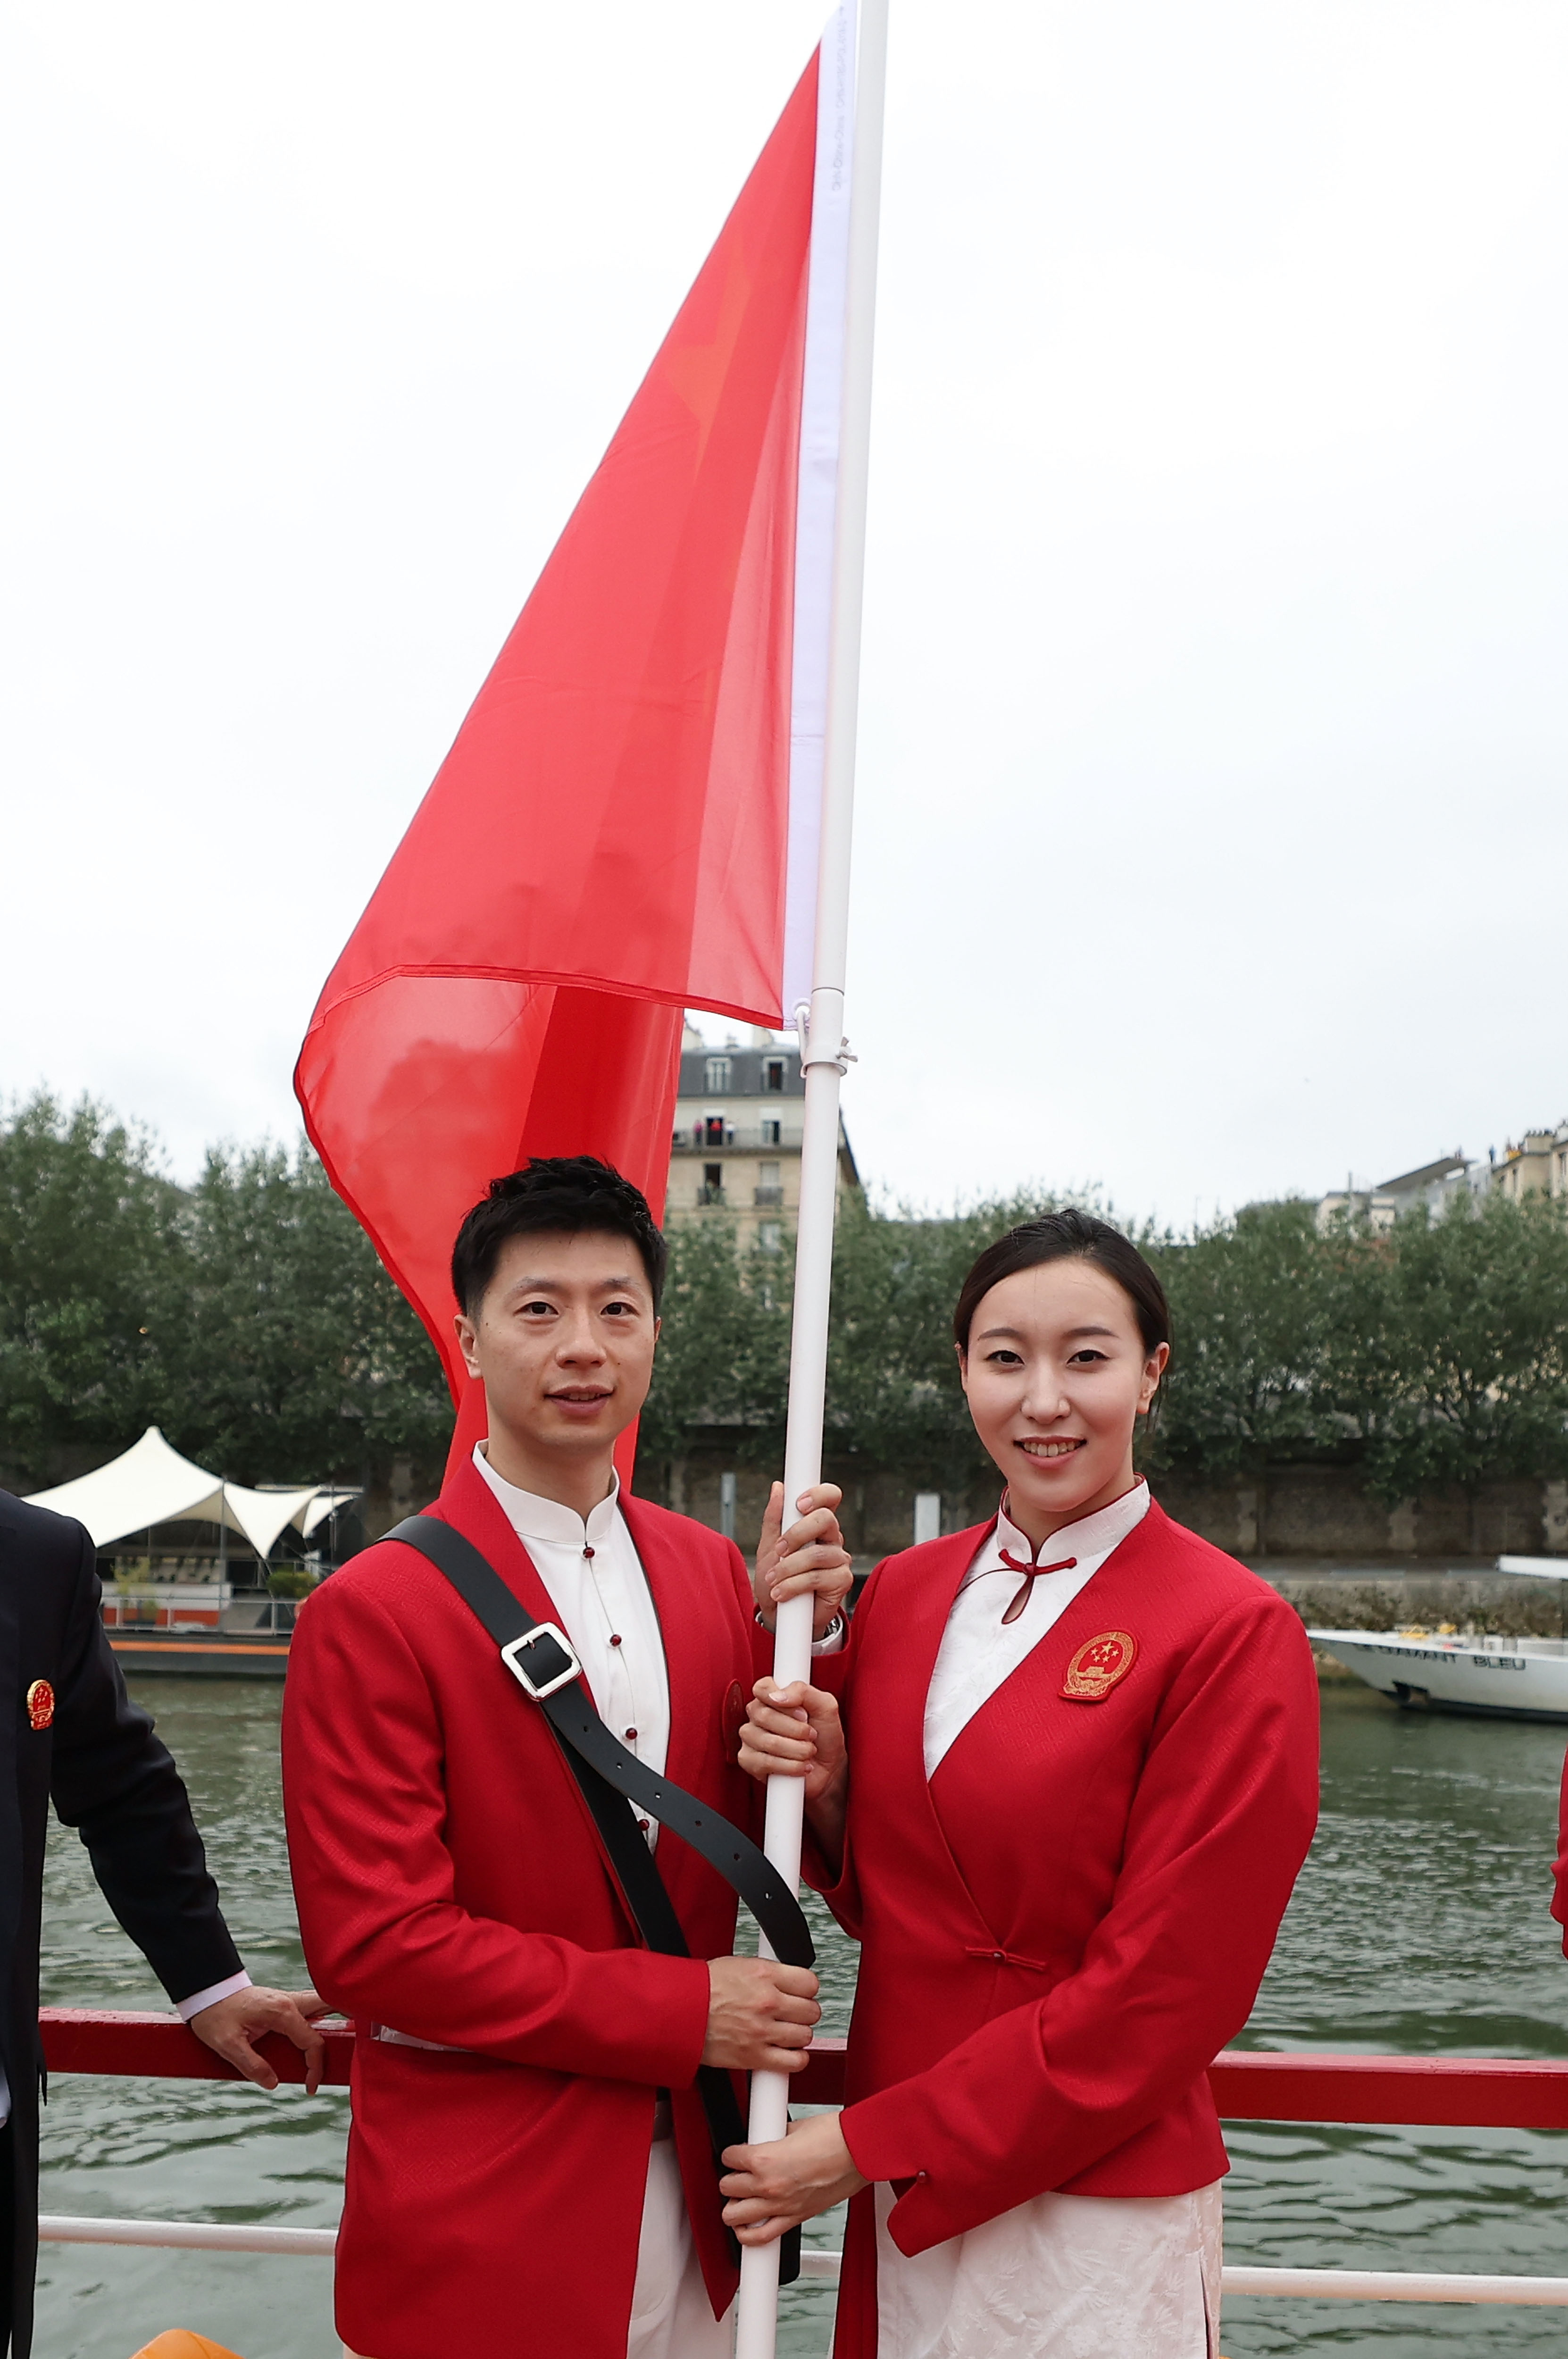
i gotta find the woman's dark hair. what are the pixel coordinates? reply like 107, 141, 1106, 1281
952, 1207, 1170, 1365
451, 1156, 667, 1317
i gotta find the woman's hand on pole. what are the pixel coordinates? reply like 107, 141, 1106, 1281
720, 2112, 869, 2244
754, 1481, 853, 1639
740, 1679, 845, 1798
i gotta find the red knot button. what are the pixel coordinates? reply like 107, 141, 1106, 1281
625, 1727, 638, 1740
609, 1633, 623, 1647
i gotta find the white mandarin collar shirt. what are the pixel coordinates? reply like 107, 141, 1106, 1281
473, 1445, 670, 1843
922, 1480, 1151, 1778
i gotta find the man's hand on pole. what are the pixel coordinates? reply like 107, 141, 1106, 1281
703, 1957, 821, 2073
754, 1482, 852, 1639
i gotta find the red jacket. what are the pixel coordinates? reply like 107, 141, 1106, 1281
1550, 1755, 1568, 1944
281, 1457, 762, 2359
815, 1500, 1319, 2356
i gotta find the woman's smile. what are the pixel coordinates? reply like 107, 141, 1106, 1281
1016, 1435, 1085, 1460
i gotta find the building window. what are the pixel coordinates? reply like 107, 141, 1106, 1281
759, 1221, 782, 1252
704, 1055, 732, 1092
761, 1118, 781, 1146
764, 1058, 785, 1092
701, 1163, 724, 1206
755, 1160, 783, 1208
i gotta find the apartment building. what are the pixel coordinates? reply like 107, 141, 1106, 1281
1492, 1126, 1568, 1203
1317, 1122, 1568, 1229
666, 1025, 860, 1245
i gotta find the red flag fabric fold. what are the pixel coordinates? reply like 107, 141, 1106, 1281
296, 55, 821, 1472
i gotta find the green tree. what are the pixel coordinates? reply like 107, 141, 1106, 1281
1331, 1190, 1568, 1514
641, 1189, 1080, 1497
825, 1193, 1052, 1493
157, 1141, 450, 1486
1151, 1198, 1342, 1476
639, 1216, 792, 1470
0, 1092, 182, 1488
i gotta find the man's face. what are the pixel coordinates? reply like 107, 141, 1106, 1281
453, 1229, 659, 1465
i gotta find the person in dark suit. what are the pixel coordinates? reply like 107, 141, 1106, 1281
0, 1489, 327, 2358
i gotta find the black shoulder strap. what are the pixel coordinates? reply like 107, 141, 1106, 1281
387, 1513, 809, 2281
387, 1514, 812, 1968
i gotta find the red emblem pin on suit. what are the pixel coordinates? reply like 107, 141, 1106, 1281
25, 1680, 55, 1731
1060, 1631, 1137, 1702
722, 1679, 747, 1757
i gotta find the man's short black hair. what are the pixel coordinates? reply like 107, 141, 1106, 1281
450, 1156, 667, 1319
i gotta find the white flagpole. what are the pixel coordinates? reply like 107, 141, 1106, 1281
734, 0, 888, 2351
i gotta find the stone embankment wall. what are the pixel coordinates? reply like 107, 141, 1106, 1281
351, 1455, 1568, 1647
1153, 1465, 1568, 1564
646, 1453, 1568, 1564
634, 1455, 1568, 1640
1253, 1566, 1568, 1640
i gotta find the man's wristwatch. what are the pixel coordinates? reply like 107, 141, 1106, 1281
755, 1607, 846, 1646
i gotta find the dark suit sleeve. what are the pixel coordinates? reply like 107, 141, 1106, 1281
47, 1525, 242, 2002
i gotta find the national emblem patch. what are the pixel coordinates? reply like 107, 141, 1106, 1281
25, 1679, 55, 1731
1060, 1630, 1137, 1702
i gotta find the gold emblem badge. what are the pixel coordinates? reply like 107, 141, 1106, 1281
25, 1680, 55, 1731
1060, 1631, 1137, 1702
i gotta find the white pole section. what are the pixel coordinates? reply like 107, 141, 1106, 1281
734, 0, 888, 2351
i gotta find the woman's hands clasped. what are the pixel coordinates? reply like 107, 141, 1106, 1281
753, 1481, 852, 1640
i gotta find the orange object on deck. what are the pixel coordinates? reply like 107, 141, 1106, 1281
129, 2335, 245, 2359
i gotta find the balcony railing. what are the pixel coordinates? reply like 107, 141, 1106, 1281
34, 2013, 1568, 2306
673, 1128, 802, 1154
697, 1184, 726, 1206
754, 1186, 784, 1206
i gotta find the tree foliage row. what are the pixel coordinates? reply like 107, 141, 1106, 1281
0, 1094, 450, 1491
8, 1089, 1568, 1508
642, 1189, 1568, 1507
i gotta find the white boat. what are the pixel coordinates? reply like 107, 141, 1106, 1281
1309, 1551, 1568, 1722
1309, 1627, 1568, 1722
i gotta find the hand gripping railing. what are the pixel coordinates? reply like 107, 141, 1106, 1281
36, 2012, 1568, 2306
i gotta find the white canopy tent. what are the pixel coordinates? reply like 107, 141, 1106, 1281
25, 1427, 359, 1560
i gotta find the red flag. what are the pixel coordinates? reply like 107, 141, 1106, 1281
297, 36, 850, 1479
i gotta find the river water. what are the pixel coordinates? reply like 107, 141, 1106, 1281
31, 1674, 1568, 2359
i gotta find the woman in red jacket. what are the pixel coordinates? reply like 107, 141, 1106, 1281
723, 1209, 1320, 2358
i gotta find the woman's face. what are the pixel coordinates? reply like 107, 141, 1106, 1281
958, 1257, 1168, 1544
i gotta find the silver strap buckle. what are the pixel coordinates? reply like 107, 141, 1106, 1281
500, 1622, 583, 1700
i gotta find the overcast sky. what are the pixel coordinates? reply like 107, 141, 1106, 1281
5, 1, 1567, 1231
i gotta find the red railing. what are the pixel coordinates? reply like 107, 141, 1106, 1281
38, 2013, 1568, 2304
39, 2009, 1568, 2128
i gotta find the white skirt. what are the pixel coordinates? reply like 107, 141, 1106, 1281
874, 2178, 1222, 2359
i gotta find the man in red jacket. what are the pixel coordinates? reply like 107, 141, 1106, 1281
282, 1156, 851, 2359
